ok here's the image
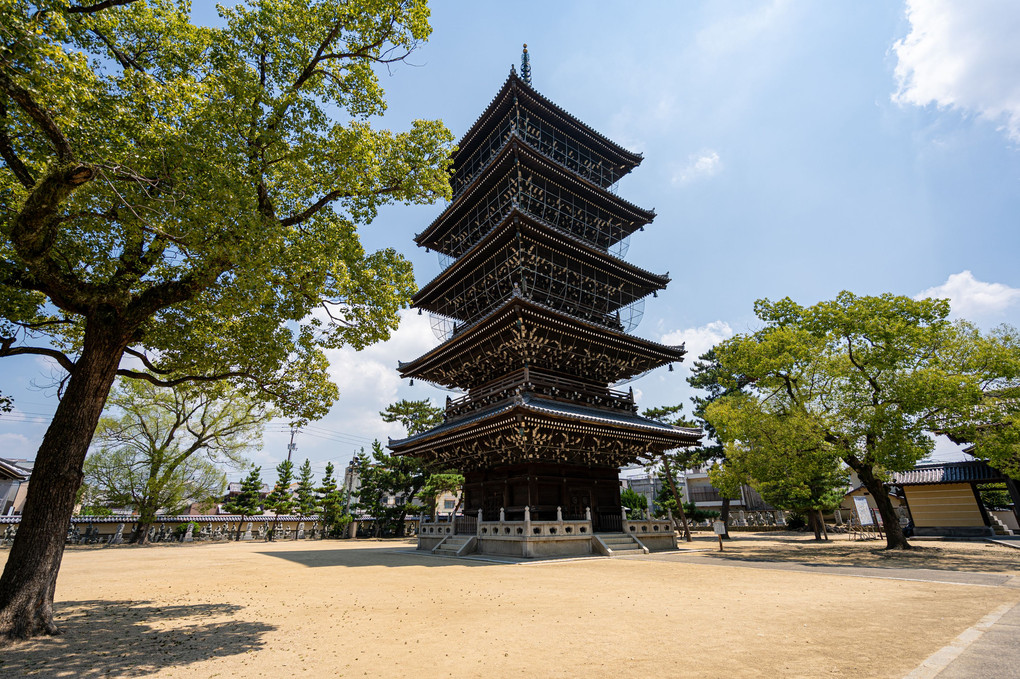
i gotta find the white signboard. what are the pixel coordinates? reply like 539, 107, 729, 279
853, 496, 874, 525
713, 521, 727, 535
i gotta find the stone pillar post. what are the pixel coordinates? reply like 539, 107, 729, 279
477, 508, 483, 537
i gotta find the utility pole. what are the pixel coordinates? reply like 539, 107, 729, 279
287, 426, 299, 462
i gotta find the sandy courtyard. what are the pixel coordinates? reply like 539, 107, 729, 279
1, 535, 1018, 678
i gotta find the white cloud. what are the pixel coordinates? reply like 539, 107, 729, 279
892, 0, 1020, 142
915, 270, 1020, 318
672, 151, 722, 185
252, 309, 443, 474
0, 433, 32, 454
661, 320, 734, 361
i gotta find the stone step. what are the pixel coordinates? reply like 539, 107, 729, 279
601, 537, 639, 545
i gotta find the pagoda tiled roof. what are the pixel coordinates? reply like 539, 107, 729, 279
454, 68, 643, 171
890, 460, 1008, 486
398, 293, 686, 385
389, 393, 700, 452
415, 135, 655, 253
412, 207, 669, 315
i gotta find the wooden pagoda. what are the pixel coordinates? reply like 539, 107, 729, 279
391, 51, 700, 550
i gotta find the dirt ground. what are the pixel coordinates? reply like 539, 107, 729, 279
1, 532, 1017, 678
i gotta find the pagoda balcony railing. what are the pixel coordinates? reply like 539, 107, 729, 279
452, 117, 626, 198
419, 507, 593, 538
444, 368, 635, 420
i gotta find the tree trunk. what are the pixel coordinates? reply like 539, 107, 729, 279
818, 509, 829, 541
719, 497, 732, 540
130, 521, 153, 545
662, 458, 691, 542
0, 323, 128, 641
807, 509, 822, 540
851, 459, 910, 550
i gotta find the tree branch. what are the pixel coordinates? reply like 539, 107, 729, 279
0, 68, 75, 162
66, 0, 142, 14
280, 183, 398, 227
0, 101, 34, 187
88, 27, 146, 73
0, 341, 75, 373
116, 368, 249, 388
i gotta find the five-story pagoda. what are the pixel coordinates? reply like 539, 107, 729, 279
391, 48, 700, 554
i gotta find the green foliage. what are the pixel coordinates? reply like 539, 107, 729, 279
266, 459, 297, 517
653, 465, 683, 514
620, 487, 647, 514
224, 467, 264, 519
295, 458, 317, 516
173, 521, 198, 538
354, 440, 426, 536
83, 380, 263, 526
316, 462, 351, 538
704, 291, 1018, 548
378, 398, 460, 521
0, 391, 11, 414
421, 471, 464, 518
1, 0, 453, 422
708, 396, 848, 513
380, 399, 444, 436
683, 503, 720, 523
978, 484, 1012, 510
938, 325, 1020, 479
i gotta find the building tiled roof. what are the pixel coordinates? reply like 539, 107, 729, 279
890, 460, 1008, 486
0, 458, 29, 481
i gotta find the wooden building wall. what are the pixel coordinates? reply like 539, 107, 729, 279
904, 483, 985, 528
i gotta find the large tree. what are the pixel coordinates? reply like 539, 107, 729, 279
705, 293, 1016, 550
83, 379, 266, 543
0, 0, 452, 640
707, 396, 848, 540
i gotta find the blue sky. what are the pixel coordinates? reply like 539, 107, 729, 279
3, 0, 1020, 479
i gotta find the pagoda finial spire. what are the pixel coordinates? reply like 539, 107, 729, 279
520, 43, 532, 85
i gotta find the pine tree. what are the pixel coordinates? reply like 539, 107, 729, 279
266, 459, 297, 540
316, 462, 351, 539
224, 467, 264, 541
296, 459, 317, 516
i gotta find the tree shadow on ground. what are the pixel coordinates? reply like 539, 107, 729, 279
0, 600, 274, 677
699, 542, 1020, 573
256, 547, 504, 568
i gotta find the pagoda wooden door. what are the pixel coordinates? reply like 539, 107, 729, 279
567, 488, 591, 520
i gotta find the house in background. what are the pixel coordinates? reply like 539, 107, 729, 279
0, 458, 32, 516
681, 464, 771, 512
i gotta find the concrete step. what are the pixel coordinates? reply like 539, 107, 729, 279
433, 536, 475, 556
601, 537, 639, 546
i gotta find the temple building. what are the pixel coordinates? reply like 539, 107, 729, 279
391, 48, 700, 557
